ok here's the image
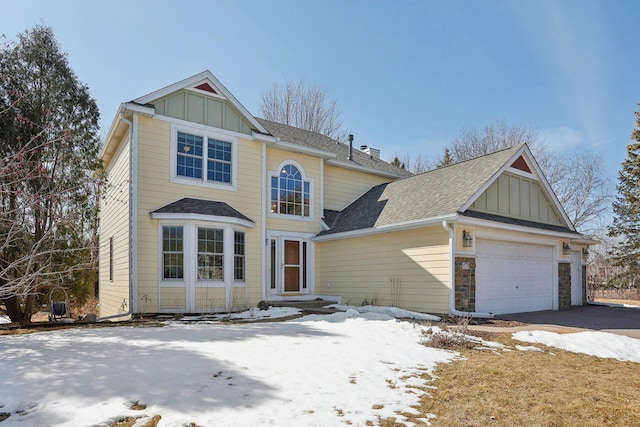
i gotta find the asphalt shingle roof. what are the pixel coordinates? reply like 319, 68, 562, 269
151, 198, 254, 223
460, 210, 578, 234
319, 145, 524, 235
256, 118, 411, 178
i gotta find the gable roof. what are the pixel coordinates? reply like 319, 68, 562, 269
134, 71, 268, 134
257, 119, 411, 178
318, 144, 574, 237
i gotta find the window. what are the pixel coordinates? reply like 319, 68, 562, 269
207, 139, 232, 183
197, 228, 224, 280
234, 231, 245, 281
177, 132, 203, 178
174, 128, 234, 186
162, 226, 184, 279
270, 164, 311, 217
109, 236, 114, 282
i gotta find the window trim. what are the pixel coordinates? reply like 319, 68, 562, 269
268, 160, 314, 222
157, 219, 250, 290
170, 124, 238, 191
109, 236, 114, 282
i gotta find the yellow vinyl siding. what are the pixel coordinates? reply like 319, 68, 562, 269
323, 165, 390, 211
135, 116, 263, 312
472, 172, 563, 226
98, 134, 131, 318
160, 287, 187, 310
315, 227, 450, 314
195, 287, 227, 311
266, 148, 322, 234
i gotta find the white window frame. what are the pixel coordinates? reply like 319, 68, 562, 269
268, 160, 314, 222
170, 123, 238, 191
157, 220, 248, 290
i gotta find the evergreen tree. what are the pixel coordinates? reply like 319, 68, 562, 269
608, 104, 640, 287
390, 156, 405, 170
437, 148, 454, 168
0, 25, 102, 322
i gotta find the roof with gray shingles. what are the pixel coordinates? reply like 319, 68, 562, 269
319, 145, 524, 235
151, 198, 254, 223
256, 118, 412, 178
460, 210, 578, 234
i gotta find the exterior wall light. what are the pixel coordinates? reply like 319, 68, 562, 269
562, 242, 571, 255
582, 247, 589, 257
463, 230, 473, 247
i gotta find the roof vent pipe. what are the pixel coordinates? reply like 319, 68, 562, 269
348, 134, 354, 161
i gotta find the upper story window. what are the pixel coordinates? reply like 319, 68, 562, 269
171, 125, 237, 191
270, 163, 312, 218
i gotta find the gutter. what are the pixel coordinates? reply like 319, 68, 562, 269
442, 220, 494, 319
97, 112, 134, 322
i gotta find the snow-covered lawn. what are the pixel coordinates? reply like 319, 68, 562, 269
1, 306, 639, 426
0, 308, 452, 427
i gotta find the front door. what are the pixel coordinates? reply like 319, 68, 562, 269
284, 240, 302, 292
268, 235, 311, 295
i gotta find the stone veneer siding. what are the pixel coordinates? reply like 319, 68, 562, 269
455, 257, 476, 312
558, 262, 571, 309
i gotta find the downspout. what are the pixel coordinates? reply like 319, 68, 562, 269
442, 220, 494, 319
98, 112, 134, 321
261, 141, 267, 301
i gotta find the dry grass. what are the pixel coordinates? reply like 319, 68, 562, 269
420, 333, 640, 426
593, 298, 640, 306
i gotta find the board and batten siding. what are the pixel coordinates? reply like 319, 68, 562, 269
98, 133, 131, 318
265, 148, 323, 234
135, 116, 264, 312
471, 172, 563, 225
323, 165, 391, 211
315, 226, 451, 314
153, 90, 253, 135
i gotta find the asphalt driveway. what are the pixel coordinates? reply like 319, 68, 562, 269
495, 304, 640, 339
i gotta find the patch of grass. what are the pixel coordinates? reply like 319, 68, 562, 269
593, 298, 640, 306
109, 414, 160, 427
420, 333, 640, 426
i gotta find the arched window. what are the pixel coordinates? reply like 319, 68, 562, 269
270, 164, 311, 217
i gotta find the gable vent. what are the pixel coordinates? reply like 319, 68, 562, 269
511, 155, 532, 173
194, 82, 217, 94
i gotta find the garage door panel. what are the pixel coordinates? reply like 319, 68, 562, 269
476, 240, 553, 315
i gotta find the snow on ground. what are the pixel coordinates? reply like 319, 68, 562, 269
513, 330, 640, 362
176, 306, 302, 322
0, 309, 455, 427
329, 304, 441, 321
0, 315, 9, 324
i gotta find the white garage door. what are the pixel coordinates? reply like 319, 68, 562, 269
476, 240, 554, 314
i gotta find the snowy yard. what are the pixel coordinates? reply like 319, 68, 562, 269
0, 306, 639, 426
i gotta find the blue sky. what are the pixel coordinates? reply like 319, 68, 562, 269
2, 0, 638, 187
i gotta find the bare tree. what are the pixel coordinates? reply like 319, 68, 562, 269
449, 120, 538, 161
446, 120, 611, 233
259, 80, 349, 142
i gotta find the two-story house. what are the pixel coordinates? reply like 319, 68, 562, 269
99, 71, 594, 319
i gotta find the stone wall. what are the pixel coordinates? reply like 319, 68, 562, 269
558, 262, 571, 310
455, 257, 476, 312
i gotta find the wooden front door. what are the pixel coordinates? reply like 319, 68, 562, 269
283, 240, 301, 292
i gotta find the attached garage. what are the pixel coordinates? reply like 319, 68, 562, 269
475, 239, 554, 314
